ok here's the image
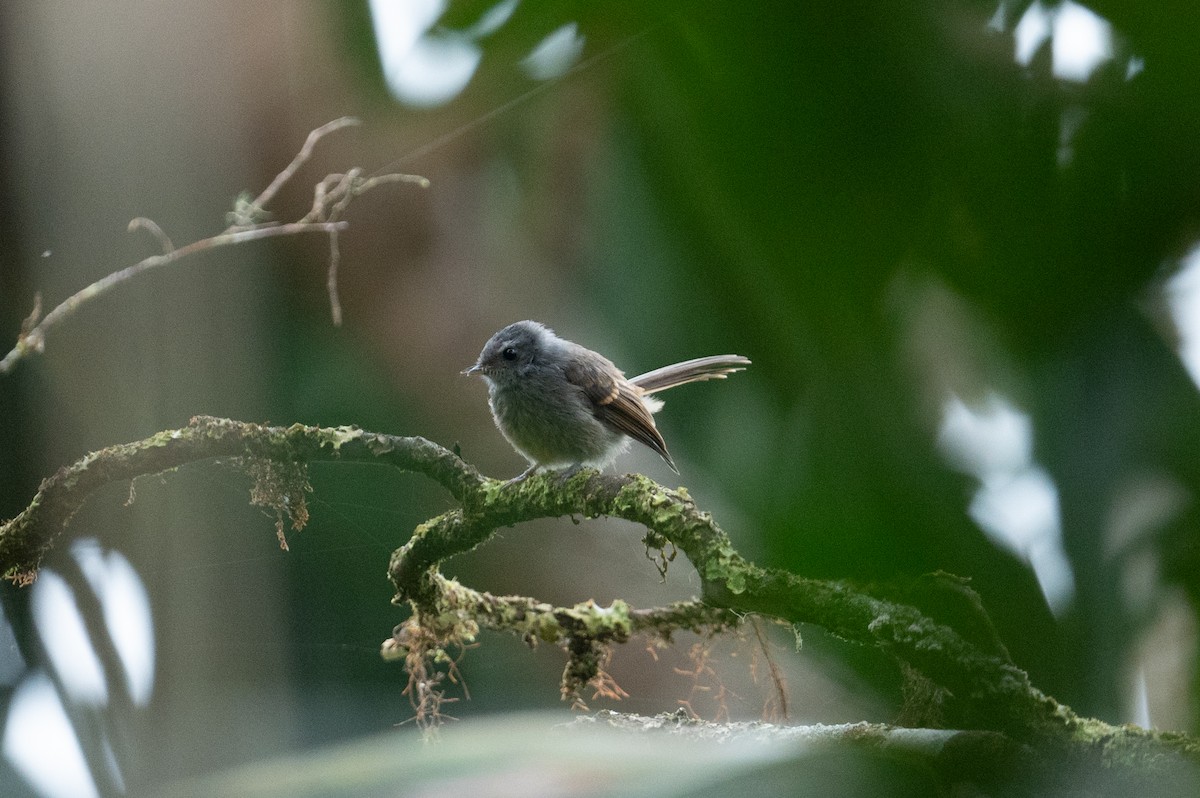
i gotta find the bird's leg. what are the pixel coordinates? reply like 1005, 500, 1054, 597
557, 463, 585, 480
503, 463, 541, 486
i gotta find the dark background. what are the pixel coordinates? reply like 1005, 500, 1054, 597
1, 1, 1199, 794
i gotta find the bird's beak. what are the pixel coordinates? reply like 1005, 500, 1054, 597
462, 363, 482, 376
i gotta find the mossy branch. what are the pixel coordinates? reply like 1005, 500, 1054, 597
1, 416, 1197, 774
0, 416, 475, 584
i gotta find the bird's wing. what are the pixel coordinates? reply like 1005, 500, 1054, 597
564, 353, 677, 471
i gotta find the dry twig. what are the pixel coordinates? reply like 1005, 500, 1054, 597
0, 117, 429, 374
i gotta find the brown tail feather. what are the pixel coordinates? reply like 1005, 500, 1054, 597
630, 355, 750, 394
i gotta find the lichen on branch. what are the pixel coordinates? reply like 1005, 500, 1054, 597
1, 415, 1197, 772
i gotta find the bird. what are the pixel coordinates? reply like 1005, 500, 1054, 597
463, 320, 750, 479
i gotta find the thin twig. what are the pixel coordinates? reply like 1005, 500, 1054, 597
327, 228, 343, 326
0, 118, 429, 375
750, 617, 788, 721
127, 217, 174, 254
303, 170, 430, 224
18, 294, 42, 338
252, 116, 361, 211
354, 172, 432, 196
0, 222, 346, 374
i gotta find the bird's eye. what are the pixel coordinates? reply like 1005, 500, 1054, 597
502, 347, 518, 361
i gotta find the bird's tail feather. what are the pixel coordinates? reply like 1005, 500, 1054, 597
630, 355, 750, 394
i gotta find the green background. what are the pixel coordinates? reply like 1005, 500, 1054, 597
2, 0, 1199, 793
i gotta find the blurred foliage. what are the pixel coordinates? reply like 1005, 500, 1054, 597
4, 0, 1200, 791
326, 0, 1200, 729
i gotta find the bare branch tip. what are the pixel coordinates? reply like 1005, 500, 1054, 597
306, 117, 363, 148
20, 293, 43, 335
128, 217, 175, 254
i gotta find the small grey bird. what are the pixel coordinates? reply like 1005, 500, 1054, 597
463, 320, 750, 478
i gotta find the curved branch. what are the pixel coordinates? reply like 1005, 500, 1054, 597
0, 416, 477, 584
383, 469, 1063, 736
2, 416, 1197, 770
